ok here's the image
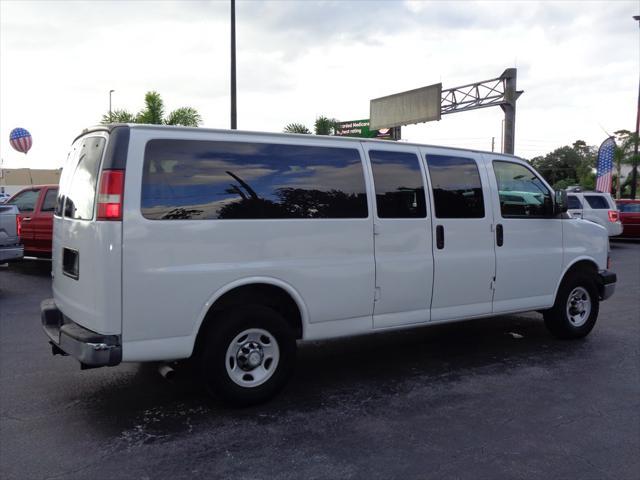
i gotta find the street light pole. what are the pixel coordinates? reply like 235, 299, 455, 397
230, 0, 237, 130
109, 89, 115, 119
631, 15, 640, 199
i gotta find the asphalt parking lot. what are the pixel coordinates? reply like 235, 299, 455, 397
1, 242, 639, 480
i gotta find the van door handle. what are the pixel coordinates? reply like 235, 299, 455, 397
436, 225, 445, 249
496, 224, 504, 247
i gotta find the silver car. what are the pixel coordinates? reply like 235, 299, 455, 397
566, 188, 623, 237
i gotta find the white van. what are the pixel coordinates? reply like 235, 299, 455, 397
42, 125, 617, 405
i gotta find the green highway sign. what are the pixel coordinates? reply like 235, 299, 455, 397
335, 119, 399, 140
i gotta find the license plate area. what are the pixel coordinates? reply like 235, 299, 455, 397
62, 247, 79, 280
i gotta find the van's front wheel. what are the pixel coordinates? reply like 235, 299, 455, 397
201, 306, 296, 406
543, 272, 599, 339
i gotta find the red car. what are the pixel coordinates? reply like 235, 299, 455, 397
615, 199, 640, 238
6, 185, 58, 258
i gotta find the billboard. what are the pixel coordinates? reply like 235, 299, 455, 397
370, 83, 442, 129
335, 119, 397, 139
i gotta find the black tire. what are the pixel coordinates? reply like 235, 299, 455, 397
200, 305, 296, 406
543, 271, 599, 340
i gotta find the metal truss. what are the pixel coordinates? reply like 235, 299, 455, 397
441, 73, 513, 115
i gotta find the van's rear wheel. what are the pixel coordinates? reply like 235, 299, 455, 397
543, 272, 599, 339
200, 306, 296, 406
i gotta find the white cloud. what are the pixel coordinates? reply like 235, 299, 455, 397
1, 0, 638, 171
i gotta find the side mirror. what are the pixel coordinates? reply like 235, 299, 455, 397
554, 190, 568, 215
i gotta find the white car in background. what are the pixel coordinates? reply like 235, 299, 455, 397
0, 193, 12, 204
566, 188, 623, 237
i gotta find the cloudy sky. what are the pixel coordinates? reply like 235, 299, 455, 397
0, 0, 638, 170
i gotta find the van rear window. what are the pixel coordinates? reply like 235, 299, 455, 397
56, 136, 106, 219
141, 140, 368, 220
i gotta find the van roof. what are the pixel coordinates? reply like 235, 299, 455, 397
75, 124, 522, 161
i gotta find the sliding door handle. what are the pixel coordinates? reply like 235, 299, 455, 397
496, 224, 503, 247
436, 225, 445, 249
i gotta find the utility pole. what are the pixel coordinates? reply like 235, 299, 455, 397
500, 68, 519, 155
491, 137, 495, 152
230, 0, 237, 130
109, 89, 115, 119
631, 15, 640, 199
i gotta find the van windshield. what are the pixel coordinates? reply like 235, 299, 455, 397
55, 135, 106, 219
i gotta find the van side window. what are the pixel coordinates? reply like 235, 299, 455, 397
493, 161, 552, 217
568, 195, 582, 209
7, 189, 41, 213
426, 155, 484, 218
141, 140, 368, 220
369, 150, 426, 218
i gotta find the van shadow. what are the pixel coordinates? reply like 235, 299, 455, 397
4, 258, 51, 277
80, 313, 591, 441
610, 238, 640, 249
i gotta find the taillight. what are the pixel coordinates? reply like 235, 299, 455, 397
97, 169, 124, 220
16, 215, 21, 238
607, 255, 612, 270
608, 210, 619, 222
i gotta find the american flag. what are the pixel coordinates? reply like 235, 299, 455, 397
595, 137, 615, 193
9, 127, 33, 154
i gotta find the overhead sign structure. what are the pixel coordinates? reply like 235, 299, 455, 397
369, 69, 522, 154
335, 119, 398, 140
370, 84, 442, 130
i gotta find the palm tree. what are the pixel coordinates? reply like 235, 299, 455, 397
100, 91, 202, 127
613, 130, 639, 198
283, 123, 311, 134
314, 116, 339, 136
102, 109, 136, 123
165, 107, 202, 126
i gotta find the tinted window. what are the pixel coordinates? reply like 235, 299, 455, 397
41, 188, 58, 212
617, 203, 640, 213
568, 195, 582, 209
426, 155, 484, 218
8, 189, 40, 212
61, 136, 106, 220
584, 195, 610, 209
493, 161, 552, 217
142, 140, 368, 220
369, 150, 426, 218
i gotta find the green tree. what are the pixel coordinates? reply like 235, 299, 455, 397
101, 109, 136, 124
530, 145, 584, 187
530, 140, 597, 190
283, 123, 311, 134
314, 116, 339, 135
100, 91, 202, 127
136, 91, 165, 124
165, 107, 202, 126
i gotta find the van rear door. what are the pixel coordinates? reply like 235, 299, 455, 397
52, 130, 124, 336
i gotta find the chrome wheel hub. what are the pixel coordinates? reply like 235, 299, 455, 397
566, 286, 591, 327
225, 328, 279, 387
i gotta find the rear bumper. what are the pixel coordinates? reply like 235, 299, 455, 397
597, 270, 616, 301
608, 222, 623, 236
0, 244, 24, 263
41, 298, 121, 368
